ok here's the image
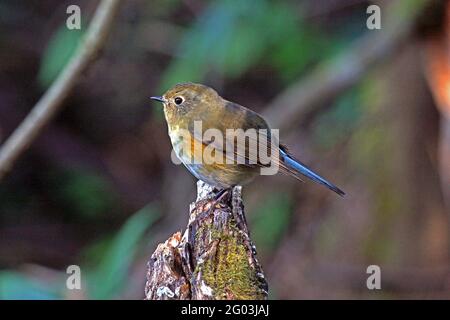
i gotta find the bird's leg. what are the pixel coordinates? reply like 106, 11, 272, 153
213, 188, 230, 202
205, 187, 227, 201
208, 188, 231, 213
197, 188, 231, 220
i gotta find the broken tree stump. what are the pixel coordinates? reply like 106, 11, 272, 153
145, 180, 268, 300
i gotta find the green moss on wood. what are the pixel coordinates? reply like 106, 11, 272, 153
194, 218, 265, 299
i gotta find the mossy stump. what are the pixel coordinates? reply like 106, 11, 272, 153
145, 181, 268, 300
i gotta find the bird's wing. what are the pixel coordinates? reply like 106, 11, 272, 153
185, 101, 300, 176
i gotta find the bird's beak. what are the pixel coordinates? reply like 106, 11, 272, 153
150, 96, 165, 103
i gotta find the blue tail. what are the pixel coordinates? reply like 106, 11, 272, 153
280, 149, 345, 196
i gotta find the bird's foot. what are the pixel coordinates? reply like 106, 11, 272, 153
195, 188, 231, 221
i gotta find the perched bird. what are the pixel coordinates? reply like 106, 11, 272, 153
151, 83, 345, 196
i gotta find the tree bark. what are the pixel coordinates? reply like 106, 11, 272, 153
145, 181, 268, 300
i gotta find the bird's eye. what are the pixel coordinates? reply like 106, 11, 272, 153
174, 97, 183, 105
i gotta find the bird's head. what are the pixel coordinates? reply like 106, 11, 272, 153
151, 83, 220, 120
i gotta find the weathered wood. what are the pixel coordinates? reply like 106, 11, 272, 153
145, 181, 268, 300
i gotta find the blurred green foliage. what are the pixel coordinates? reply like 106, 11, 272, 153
49, 168, 116, 218
38, 24, 84, 87
312, 87, 363, 150
160, 0, 332, 91
0, 206, 157, 299
251, 193, 292, 254
87, 205, 158, 299
0, 271, 59, 300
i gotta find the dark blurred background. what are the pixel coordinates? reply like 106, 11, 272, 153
0, 0, 449, 299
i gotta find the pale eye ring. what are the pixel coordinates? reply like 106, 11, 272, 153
174, 97, 183, 105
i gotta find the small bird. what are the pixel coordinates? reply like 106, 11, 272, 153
151, 83, 345, 197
